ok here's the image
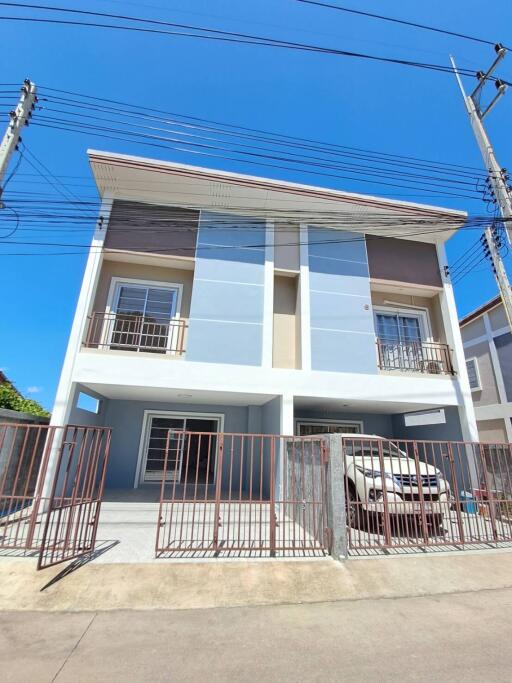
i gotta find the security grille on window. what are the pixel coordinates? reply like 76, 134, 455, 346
375, 311, 424, 371
466, 357, 481, 391
110, 283, 179, 353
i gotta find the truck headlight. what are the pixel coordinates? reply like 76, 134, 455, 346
356, 466, 401, 488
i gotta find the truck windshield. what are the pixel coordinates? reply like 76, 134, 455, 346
345, 440, 406, 458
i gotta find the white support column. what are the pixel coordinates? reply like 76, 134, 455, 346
50, 195, 113, 426
42, 196, 113, 500
299, 222, 311, 371
262, 219, 274, 368
482, 312, 512, 441
280, 394, 295, 436
437, 243, 479, 445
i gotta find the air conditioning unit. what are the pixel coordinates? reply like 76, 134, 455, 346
423, 360, 442, 374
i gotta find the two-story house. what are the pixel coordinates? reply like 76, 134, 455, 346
48, 149, 478, 504
461, 295, 512, 443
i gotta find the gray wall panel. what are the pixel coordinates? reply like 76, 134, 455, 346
494, 332, 512, 401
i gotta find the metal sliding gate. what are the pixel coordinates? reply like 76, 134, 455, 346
0, 422, 111, 569
156, 432, 330, 557
343, 437, 512, 554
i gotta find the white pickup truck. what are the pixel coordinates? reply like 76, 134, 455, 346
342, 435, 450, 529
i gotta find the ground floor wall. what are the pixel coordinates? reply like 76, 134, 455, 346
102, 400, 262, 489
391, 406, 464, 442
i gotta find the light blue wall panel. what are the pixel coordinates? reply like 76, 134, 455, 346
308, 228, 368, 262
186, 320, 263, 365
309, 256, 369, 280
308, 227, 377, 374
311, 329, 377, 373
310, 291, 374, 333
188, 280, 264, 322
187, 211, 266, 366
193, 257, 264, 284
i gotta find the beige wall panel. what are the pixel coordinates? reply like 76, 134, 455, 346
274, 222, 300, 271
477, 418, 508, 443
273, 275, 298, 369
93, 260, 194, 318
370, 291, 444, 342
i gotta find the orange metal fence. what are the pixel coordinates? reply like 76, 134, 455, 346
84, 312, 188, 355
343, 437, 512, 552
0, 423, 111, 568
156, 431, 330, 557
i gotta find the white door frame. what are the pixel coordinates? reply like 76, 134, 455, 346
104, 277, 183, 352
295, 418, 364, 436
134, 410, 225, 488
373, 305, 433, 343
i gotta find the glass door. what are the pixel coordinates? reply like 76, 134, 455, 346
144, 417, 186, 482
141, 415, 220, 484
376, 312, 423, 370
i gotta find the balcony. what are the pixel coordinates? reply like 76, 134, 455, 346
83, 312, 188, 355
376, 337, 454, 376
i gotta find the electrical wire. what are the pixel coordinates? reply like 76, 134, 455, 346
293, 1, 505, 50
0, 3, 509, 85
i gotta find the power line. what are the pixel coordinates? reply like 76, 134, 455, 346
0, 4, 509, 84
36, 86, 488, 175
293, 1, 504, 50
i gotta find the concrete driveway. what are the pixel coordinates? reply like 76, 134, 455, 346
2, 586, 512, 682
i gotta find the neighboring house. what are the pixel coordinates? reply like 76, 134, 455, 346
460, 295, 512, 442
49, 149, 478, 494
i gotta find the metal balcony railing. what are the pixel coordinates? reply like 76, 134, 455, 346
376, 337, 454, 375
83, 311, 188, 355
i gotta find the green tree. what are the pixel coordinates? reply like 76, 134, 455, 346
0, 382, 50, 417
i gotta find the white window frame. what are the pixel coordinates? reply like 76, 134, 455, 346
295, 418, 364, 436
373, 305, 433, 343
466, 356, 482, 392
104, 277, 183, 353
134, 410, 225, 488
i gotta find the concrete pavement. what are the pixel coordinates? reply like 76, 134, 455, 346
3, 586, 512, 681
2, 549, 512, 611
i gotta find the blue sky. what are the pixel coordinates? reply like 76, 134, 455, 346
0, 0, 511, 410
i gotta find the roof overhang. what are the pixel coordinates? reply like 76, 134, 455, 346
88, 149, 467, 244
460, 294, 502, 326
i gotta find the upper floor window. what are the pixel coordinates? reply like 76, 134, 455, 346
374, 306, 453, 374
466, 357, 481, 391
106, 278, 182, 353
375, 310, 426, 345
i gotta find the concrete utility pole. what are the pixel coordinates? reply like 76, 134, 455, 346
0, 79, 37, 207
451, 47, 512, 332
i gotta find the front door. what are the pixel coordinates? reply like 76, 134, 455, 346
140, 415, 220, 485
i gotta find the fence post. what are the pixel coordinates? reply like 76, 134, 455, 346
326, 434, 347, 561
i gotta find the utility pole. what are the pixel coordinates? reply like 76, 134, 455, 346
451, 47, 512, 332
0, 79, 37, 207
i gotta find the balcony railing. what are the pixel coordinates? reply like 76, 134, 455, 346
376, 337, 454, 376
83, 311, 188, 355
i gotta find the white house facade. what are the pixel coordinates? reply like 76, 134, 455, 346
49, 149, 478, 494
